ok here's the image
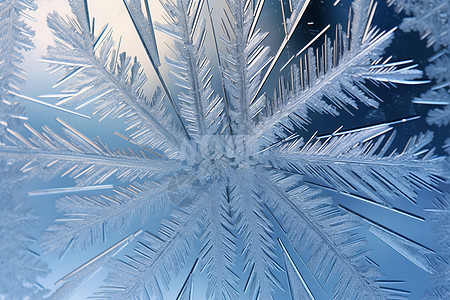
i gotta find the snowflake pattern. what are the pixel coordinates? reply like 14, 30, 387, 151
0, 0, 448, 299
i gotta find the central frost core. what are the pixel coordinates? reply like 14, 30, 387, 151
185, 135, 255, 180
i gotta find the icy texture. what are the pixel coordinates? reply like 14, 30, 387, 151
155, 0, 224, 138
220, 0, 271, 133
387, 0, 448, 50
389, 0, 450, 127
123, 0, 161, 66
0, 0, 50, 297
388, 3, 450, 295
0, 0, 448, 299
0, 163, 49, 298
266, 127, 440, 203
44, 12, 183, 157
0, 0, 35, 136
423, 191, 450, 299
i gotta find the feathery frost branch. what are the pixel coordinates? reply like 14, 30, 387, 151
0, 0, 36, 134
100, 202, 203, 299
219, 0, 271, 133
264, 175, 389, 299
45, 2, 183, 157
199, 182, 239, 300
156, 0, 224, 138
0, 121, 181, 185
266, 125, 443, 203
41, 181, 176, 256
249, 0, 426, 147
230, 169, 282, 300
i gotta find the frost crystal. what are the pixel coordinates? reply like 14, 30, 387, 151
0, 0, 448, 299
389, 0, 450, 127
0, 0, 35, 136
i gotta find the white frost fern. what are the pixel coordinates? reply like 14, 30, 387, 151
0, 0, 35, 136
0, 0, 51, 298
0, 0, 447, 299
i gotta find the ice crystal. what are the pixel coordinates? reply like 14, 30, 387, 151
0, 163, 49, 298
0, 0, 50, 298
0, 0, 448, 299
0, 0, 35, 136
388, 0, 450, 127
387, 4, 450, 295
423, 191, 450, 299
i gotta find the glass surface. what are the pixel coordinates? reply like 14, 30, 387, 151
0, 0, 448, 299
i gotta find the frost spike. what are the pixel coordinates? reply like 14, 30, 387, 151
28, 185, 113, 196
47, 229, 143, 300
307, 181, 425, 222
340, 205, 435, 273
250, 0, 310, 106
247, 0, 264, 39
176, 258, 198, 300
278, 238, 316, 300
123, 0, 160, 66
121, 0, 191, 140
8, 91, 91, 118
280, 24, 330, 72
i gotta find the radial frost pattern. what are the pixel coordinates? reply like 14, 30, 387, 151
0, 0, 448, 299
